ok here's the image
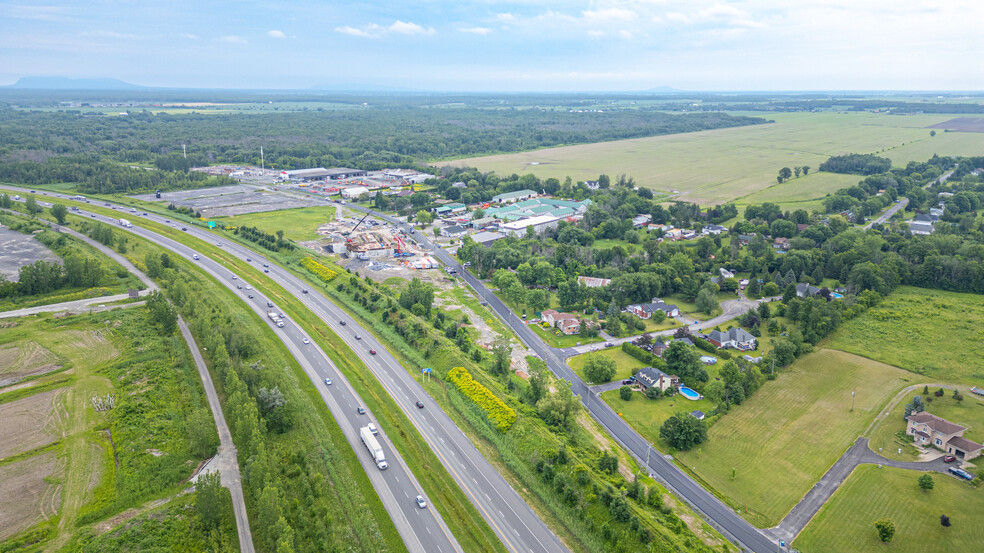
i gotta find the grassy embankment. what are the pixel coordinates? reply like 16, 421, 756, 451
794, 465, 984, 553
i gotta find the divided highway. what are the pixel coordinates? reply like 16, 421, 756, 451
6, 188, 567, 553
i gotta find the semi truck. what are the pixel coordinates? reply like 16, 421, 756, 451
360, 426, 388, 470
118, 218, 132, 228
267, 311, 285, 327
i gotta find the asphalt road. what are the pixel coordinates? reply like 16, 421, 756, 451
344, 205, 780, 553
11, 189, 566, 553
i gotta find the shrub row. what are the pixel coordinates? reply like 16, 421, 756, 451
301, 257, 339, 282
691, 336, 731, 359
445, 366, 517, 432
621, 342, 666, 369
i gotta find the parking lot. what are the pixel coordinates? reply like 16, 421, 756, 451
131, 185, 315, 217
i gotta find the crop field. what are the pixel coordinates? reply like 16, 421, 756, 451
0, 340, 62, 387
438, 112, 984, 205
0, 452, 59, 540
825, 286, 984, 385
795, 465, 984, 553
567, 348, 646, 383
0, 389, 60, 459
212, 204, 336, 242
672, 349, 914, 528
868, 388, 984, 462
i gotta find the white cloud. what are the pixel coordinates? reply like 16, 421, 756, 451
459, 27, 492, 35
220, 35, 247, 44
582, 8, 636, 23
496, 13, 517, 23
180, 33, 199, 40
587, 30, 605, 37
267, 30, 287, 39
619, 29, 633, 39
335, 20, 434, 38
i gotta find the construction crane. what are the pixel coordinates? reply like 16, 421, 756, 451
345, 212, 370, 238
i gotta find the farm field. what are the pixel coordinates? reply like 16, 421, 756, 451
868, 387, 984, 462
671, 349, 914, 528
794, 465, 983, 553
437, 111, 981, 205
0, 389, 61, 459
0, 452, 59, 540
825, 287, 984, 385
568, 348, 646, 383
211, 204, 336, 242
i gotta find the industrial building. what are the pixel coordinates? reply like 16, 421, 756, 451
341, 186, 370, 199
324, 168, 368, 180
499, 215, 562, 237
492, 189, 537, 204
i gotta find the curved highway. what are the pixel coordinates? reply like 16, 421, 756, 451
5, 187, 567, 553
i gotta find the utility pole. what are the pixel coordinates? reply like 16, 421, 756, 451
260, 146, 264, 170
851, 390, 856, 412
182, 143, 186, 158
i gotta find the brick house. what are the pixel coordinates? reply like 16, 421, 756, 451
540, 309, 581, 335
706, 328, 757, 351
634, 367, 680, 393
626, 299, 680, 319
906, 412, 982, 460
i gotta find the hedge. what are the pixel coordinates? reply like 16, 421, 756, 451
445, 366, 516, 432
692, 335, 731, 359
621, 342, 667, 369
301, 257, 339, 283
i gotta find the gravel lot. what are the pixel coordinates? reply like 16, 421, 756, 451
0, 228, 62, 282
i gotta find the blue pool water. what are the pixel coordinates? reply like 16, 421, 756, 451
679, 386, 701, 401
831, 292, 844, 299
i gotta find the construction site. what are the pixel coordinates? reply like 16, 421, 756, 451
317, 212, 439, 270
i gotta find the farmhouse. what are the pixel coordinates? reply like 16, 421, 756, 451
634, 367, 680, 393
706, 327, 757, 351
577, 276, 611, 288
905, 412, 982, 460
632, 214, 652, 228
738, 234, 756, 245
626, 299, 680, 319
540, 309, 581, 335
492, 189, 537, 204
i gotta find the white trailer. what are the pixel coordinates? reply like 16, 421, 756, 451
267, 311, 284, 327
360, 426, 388, 470
118, 218, 132, 228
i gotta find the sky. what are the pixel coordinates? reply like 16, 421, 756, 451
1, 0, 982, 91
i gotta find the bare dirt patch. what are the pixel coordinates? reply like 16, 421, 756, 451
0, 388, 61, 459
0, 451, 59, 539
928, 117, 984, 132
0, 341, 62, 387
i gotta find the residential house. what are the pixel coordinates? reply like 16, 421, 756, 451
540, 309, 581, 335
649, 338, 668, 357
585, 180, 600, 190
632, 214, 652, 228
909, 217, 935, 235
905, 412, 982, 460
738, 234, 756, 245
441, 225, 467, 238
702, 224, 727, 235
706, 328, 757, 351
682, 230, 698, 240
773, 237, 790, 252
796, 223, 810, 232
577, 276, 612, 288
626, 299, 680, 319
452, 181, 467, 189
719, 267, 735, 279
634, 367, 680, 393
796, 283, 822, 297
492, 189, 537, 204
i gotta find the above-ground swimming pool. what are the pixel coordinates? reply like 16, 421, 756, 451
679, 386, 702, 400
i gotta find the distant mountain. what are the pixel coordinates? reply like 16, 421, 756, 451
6, 76, 149, 90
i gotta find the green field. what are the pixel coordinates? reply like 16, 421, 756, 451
567, 348, 646, 383
437, 112, 984, 205
604, 388, 717, 442
795, 465, 984, 553
826, 287, 984, 385
868, 388, 984, 462
213, 204, 336, 242
671, 349, 914, 527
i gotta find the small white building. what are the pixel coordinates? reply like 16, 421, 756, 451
341, 186, 370, 199
499, 215, 560, 237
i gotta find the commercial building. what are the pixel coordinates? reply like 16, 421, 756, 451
499, 215, 561, 237
284, 168, 332, 181
341, 186, 370, 199
470, 231, 507, 247
492, 189, 537, 204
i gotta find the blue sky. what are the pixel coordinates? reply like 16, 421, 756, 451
1, 1, 981, 91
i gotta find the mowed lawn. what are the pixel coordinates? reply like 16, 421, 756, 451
868, 389, 984, 462
436, 112, 976, 205
673, 349, 913, 528
568, 348, 646, 383
795, 465, 984, 553
213, 205, 336, 242
826, 286, 984, 385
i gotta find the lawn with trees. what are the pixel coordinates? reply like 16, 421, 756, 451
795, 465, 984, 553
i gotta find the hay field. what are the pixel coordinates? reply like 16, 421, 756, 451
673, 349, 913, 528
437, 112, 983, 205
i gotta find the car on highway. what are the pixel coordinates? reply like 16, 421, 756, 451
415, 401, 424, 409
181, 227, 187, 231
217, 242, 223, 247
245, 285, 252, 290
355, 334, 362, 340
415, 495, 427, 509
324, 378, 332, 386
303, 338, 310, 344
165, 219, 170, 223
237, 284, 243, 289
193, 254, 200, 260
142, 212, 147, 216
605, 342, 614, 348
264, 269, 269, 273
279, 312, 285, 318
263, 263, 269, 267
944, 455, 957, 463
369, 349, 376, 355
231, 275, 238, 280
302, 289, 308, 294
246, 257, 252, 262
248, 294, 254, 299
90, 214, 96, 218
267, 301, 274, 308
104, 202, 111, 206
357, 407, 366, 415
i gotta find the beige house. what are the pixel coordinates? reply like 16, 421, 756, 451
905, 412, 982, 460
540, 309, 581, 335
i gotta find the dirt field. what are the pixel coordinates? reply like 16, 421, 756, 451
0, 340, 62, 387
0, 228, 62, 283
0, 451, 59, 540
131, 184, 314, 217
928, 117, 984, 132
0, 388, 61, 459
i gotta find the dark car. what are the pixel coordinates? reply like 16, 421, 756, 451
943, 455, 957, 463
246, 257, 252, 262
340, 321, 347, 325
181, 227, 187, 231
302, 289, 308, 294
415, 401, 424, 409
357, 407, 366, 415
605, 342, 614, 347
369, 349, 376, 355
622, 379, 634, 385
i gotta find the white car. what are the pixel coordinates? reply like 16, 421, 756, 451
367, 423, 378, 435
415, 495, 427, 509
192, 254, 199, 260
303, 338, 310, 344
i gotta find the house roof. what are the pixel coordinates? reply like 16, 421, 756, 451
443, 225, 467, 234
690, 411, 705, 419
948, 436, 983, 453
577, 276, 611, 287
906, 412, 967, 435
635, 367, 678, 386
707, 327, 756, 344
492, 189, 536, 201
796, 283, 822, 296
471, 231, 506, 244
541, 309, 579, 321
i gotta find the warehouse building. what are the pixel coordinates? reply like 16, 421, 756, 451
499, 215, 561, 237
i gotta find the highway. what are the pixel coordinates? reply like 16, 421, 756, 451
6, 188, 567, 553
345, 204, 779, 553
